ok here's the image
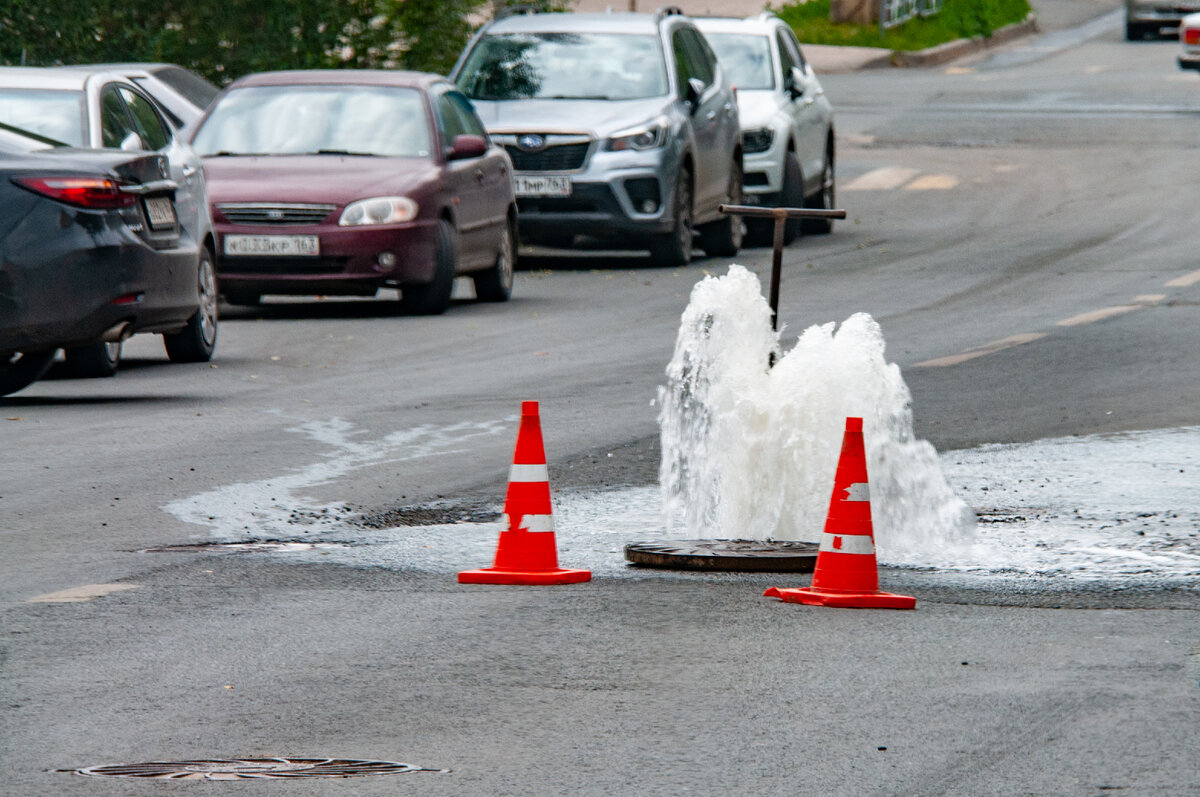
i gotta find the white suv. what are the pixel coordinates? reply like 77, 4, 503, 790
696, 13, 835, 245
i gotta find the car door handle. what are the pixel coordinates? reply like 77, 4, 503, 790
474, 169, 486, 185
182, 164, 200, 178
706, 111, 717, 122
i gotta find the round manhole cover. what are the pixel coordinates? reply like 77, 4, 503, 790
67, 758, 444, 780
624, 539, 819, 572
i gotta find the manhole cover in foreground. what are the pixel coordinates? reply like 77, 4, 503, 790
625, 539, 819, 572
67, 758, 445, 780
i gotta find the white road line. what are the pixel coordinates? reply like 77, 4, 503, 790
915, 332, 1046, 367
28, 584, 140, 603
842, 166, 920, 191
1057, 295, 1163, 327
905, 174, 959, 190
1166, 269, 1200, 288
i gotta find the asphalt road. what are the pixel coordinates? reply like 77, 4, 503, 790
2, 17, 1199, 796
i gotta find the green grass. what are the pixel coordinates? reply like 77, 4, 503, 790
777, 0, 1032, 51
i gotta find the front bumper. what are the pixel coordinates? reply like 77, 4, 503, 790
214, 219, 439, 295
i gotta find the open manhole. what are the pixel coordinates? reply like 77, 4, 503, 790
66, 758, 445, 780
625, 539, 819, 572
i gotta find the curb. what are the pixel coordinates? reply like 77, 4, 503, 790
888, 13, 1040, 67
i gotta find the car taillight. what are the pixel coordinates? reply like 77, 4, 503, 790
1186, 27, 1200, 45
13, 176, 138, 209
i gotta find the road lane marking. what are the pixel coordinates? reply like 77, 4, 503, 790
1166, 268, 1200, 287
915, 332, 1046, 367
842, 167, 920, 191
29, 584, 140, 603
1056, 295, 1163, 327
905, 174, 959, 190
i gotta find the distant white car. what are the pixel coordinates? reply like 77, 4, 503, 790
696, 12, 835, 245
59, 63, 220, 130
1181, 13, 1200, 70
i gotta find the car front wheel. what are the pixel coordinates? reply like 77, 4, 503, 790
164, 247, 218, 363
400, 219, 456, 315
0, 350, 57, 397
649, 168, 694, 267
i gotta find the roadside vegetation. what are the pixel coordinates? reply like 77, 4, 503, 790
778, 0, 1032, 51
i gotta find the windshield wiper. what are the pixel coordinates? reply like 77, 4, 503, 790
313, 149, 379, 157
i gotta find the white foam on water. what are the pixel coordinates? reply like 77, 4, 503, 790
657, 264, 976, 558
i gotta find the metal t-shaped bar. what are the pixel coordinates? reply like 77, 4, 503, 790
718, 204, 847, 331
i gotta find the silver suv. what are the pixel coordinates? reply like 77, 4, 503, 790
451, 7, 743, 266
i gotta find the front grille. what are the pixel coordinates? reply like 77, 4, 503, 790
218, 256, 350, 275
217, 203, 336, 225
744, 172, 769, 187
504, 143, 589, 172
517, 197, 601, 213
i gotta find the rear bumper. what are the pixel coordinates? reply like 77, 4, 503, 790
1180, 52, 1200, 69
1, 208, 200, 355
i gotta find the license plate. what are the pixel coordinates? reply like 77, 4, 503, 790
223, 235, 320, 257
514, 175, 572, 197
143, 196, 177, 230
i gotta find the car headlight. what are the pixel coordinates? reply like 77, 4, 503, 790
607, 118, 668, 152
338, 197, 418, 226
742, 127, 775, 154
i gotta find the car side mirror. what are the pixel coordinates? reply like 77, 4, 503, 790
785, 67, 806, 100
120, 132, 146, 152
447, 134, 488, 160
684, 77, 706, 114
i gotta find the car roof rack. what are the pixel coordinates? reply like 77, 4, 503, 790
496, 3, 541, 20
654, 6, 686, 21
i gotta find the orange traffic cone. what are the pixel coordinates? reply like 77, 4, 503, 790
458, 401, 591, 585
764, 417, 915, 609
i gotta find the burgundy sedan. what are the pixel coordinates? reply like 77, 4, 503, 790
190, 70, 516, 314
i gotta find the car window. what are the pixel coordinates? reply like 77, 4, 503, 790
442, 91, 488, 139
191, 84, 432, 158
673, 28, 714, 92
456, 32, 668, 101
703, 32, 775, 90
781, 27, 809, 71
131, 77, 186, 127
776, 29, 805, 75
118, 86, 171, 150
100, 85, 139, 149
436, 93, 469, 142
0, 89, 87, 146
684, 29, 718, 86
0, 121, 61, 153
149, 66, 220, 109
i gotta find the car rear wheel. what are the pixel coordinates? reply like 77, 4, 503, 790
803, 144, 836, 235
400, 218, 456, 315
0, 350, 57, 397
649, 168, 693, 267
63, 341, 122, 378
473, 216, 515, 303
700, 159, 744, 257
164, 247, 218, 363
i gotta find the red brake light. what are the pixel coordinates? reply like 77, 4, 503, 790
1186, 27, 1200, 45
13, 176, 138, 209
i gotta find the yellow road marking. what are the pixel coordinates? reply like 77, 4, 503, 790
842, 166, 920, 191
1057, 295, 1162, 327
1166, 268, 1200, 287
28, 584, 140, 603
905, 174, 959, 190
915, 332, 1046, 367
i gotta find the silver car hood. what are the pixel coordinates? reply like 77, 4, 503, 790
470, 97, 672, 138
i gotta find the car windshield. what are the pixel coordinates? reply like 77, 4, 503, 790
456, 32, 668, 101
191, 85, 432, 158
0, 89, 87, 147
703, 33, 775, 91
